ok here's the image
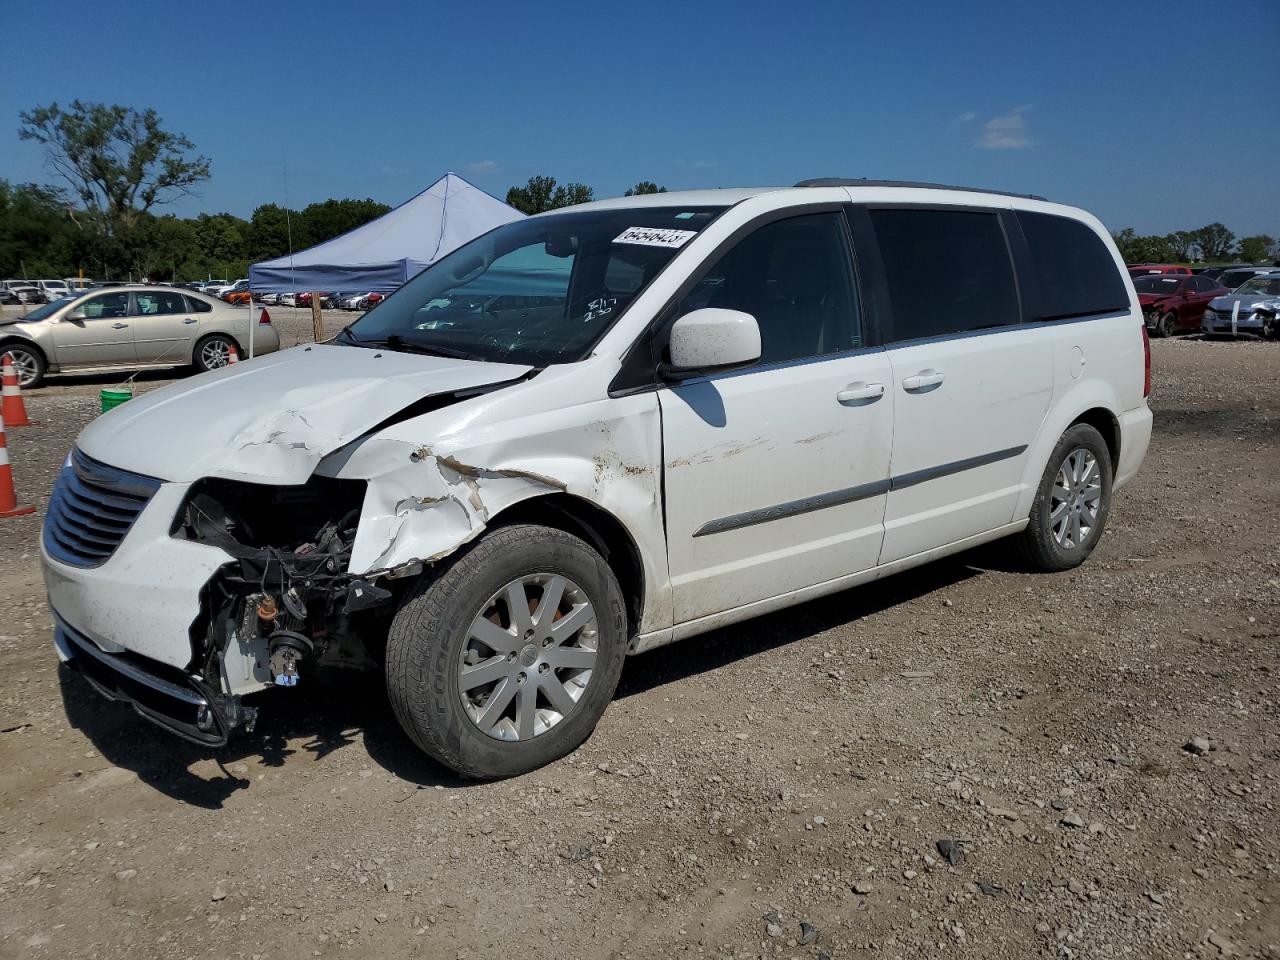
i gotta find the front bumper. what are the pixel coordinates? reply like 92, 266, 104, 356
40, 481, 232, 670
55, 613, 230, 745
1201, 313, 1265, 336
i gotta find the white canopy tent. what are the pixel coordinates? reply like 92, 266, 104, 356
248, 172, 524, 293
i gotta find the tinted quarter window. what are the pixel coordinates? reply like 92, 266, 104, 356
1016, 211, 1129, 320
676, 212, 861, 365
869, 209, 1019, 341
186, 296, 213, 313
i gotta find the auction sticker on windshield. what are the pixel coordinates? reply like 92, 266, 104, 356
614, 226, 698, 248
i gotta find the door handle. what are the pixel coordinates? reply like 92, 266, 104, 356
902, 369, 944, 392
111, 322, 129, 329
182, 318, 197, 324
836, 381, 885, 405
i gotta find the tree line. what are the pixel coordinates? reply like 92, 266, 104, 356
1112, 224, 1276, 265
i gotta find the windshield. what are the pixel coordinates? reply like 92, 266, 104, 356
1221, 271, 1260, 289
1236, 277, 1280, 297
344, 206, 722, 365
1132, 276, 1182, 294
19, 295, 79, 321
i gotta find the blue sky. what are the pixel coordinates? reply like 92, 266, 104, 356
2, 0, 1277, 237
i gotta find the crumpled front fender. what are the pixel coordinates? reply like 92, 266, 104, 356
316, 392, 672, 635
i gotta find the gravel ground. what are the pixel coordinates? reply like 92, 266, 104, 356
0, 327, 1276, 960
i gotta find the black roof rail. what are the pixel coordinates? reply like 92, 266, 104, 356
794, 178, 1048, 202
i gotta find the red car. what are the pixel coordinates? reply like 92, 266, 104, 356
1127, 263, 1191, 278
1134, 274, 1227, 337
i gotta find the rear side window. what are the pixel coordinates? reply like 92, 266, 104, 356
870, 208, 1020, 342
185, 295, 213, 313
1016, 211, 1129, 320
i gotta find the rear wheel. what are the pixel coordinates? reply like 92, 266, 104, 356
1011, 423, 1113, 572
2, 343, 46, 388
386, 524, 628, 778
194, 334, 238, 371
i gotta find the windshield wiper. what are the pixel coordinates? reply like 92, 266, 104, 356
385, 335, 477, 360
335, 328, 479, 361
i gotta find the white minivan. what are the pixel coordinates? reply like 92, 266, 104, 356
41, 181, 1152, 777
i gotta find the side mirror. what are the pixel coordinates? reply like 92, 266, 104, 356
64, 311, 87, 322
661, 308, 761, 378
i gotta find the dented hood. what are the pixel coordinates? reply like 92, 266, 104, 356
76, 344, 532, 484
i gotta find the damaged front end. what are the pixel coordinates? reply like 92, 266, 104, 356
172, 474, 399, 734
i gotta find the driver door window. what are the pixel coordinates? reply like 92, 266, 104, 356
79, 292, 131, 319
677, 212, 862, 365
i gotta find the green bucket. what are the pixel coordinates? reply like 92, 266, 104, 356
100, 388, 133, 413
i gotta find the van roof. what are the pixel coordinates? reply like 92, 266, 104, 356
794, 178, 1049, 201
543, 181, 1052, 216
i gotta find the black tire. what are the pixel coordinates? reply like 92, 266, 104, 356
193, 333, 239, 372
1158, 311, 1177, 338
2, 342, 46, 388
1011, 423, 1114, 572
386, 524, 628, 779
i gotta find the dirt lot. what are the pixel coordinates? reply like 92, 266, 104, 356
0, 326, 1276, 960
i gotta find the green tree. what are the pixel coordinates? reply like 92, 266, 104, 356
1164, 230, 1193, 261
248, 203, 306, 261
624, 181, 667, 196
0, 179, 78, 277
1112, 228, 1177, 264
1237, 234, 1275, 263
556, 182, 595, 207
1190, 222, 1235, 261
18, 101, 211, 276
298, 198, 390, 245
504, 176, 595, 214
505, 176, 560, 214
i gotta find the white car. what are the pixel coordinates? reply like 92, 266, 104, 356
36, 279, 72, 301
340, 292, 368, 310
42, 181, 1152, 778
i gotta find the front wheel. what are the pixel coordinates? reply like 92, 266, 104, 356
386, 524, 628, 778
1011, 423, 1114, 572
2, 343, 46, 388
1158, 310, 1177, 338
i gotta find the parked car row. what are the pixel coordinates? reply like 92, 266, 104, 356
251, 290, 387, 310
1127, 263, 1280, 339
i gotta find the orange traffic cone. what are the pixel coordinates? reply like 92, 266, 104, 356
0, 409, 35, 519
227, 344, 239, 364
1, 353, 35, 427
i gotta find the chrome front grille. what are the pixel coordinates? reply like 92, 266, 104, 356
43, 450, 161, 567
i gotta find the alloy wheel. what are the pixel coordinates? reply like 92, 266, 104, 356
458, 573, 598, 741
1050, 447, 1101, 550
6, 349, 40, 387
200, 339, 232, 369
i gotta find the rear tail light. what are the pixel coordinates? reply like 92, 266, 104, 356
259, 309, 271, 325
1141, 324, 1151, 397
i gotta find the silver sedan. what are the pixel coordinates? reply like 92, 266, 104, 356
0, 286, 281, 387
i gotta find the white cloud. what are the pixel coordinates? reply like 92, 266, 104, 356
465, 160, 501, 176
977, 106, 1035, 149
951, 111, 976, 125
690, 159, 716, 169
